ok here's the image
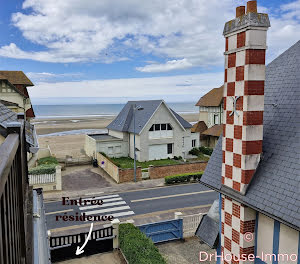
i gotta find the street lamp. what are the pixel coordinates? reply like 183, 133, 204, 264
133, 104, 144, 182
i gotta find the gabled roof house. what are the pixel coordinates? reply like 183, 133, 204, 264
195, 86, 224, 147
200, 1, 299, 262
85, 100, 199, 161
0, 71, 35, 119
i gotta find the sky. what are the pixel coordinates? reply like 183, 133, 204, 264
0, 0, 299, 104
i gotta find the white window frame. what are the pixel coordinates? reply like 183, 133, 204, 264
192, 139, 196, 148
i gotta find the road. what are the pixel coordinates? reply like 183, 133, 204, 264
44, 183, 217, 231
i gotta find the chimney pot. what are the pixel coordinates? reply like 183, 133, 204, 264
236, 6, 246, 17
247, 1, 257, 13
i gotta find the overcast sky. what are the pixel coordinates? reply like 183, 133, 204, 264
0, 0, 299, 104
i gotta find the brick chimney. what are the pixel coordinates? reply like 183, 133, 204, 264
222, 0, 270, 195
220, 3, 270, 262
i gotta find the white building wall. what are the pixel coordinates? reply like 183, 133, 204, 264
108, 129, 125, 140
257, 213, 274, 264
256, 213, 299, 264
137, 103, 196, 161
96, 141, 128, 158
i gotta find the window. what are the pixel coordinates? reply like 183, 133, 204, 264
214, 114, 219, 125
149, 123, 173, 139
115, 146, 121, 154
108, 147, 113, 155
167, 144, 173, 154
192, 139, 196, 148
182, 137, 184, 147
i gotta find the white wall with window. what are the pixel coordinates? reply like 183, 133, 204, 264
149, 123, 173, 139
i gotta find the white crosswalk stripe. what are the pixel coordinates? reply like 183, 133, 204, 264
79, 194, 134, 219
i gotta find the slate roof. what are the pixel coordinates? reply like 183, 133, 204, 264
0, 71, 34, 86
0, 103, 36, 148
200, 41, 300, 230
107, 100, 192, 134
195, 86, 224, 107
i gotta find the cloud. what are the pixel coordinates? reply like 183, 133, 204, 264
26, 72, 82, 82
0, 0, 235, 66
136, 59, 192, 72
28, 72, 224, 102
0, 0, 299, 72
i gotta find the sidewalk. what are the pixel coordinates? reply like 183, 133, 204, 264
43, 164, 195, 201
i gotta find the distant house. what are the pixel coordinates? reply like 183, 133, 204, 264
0, 102, 38, 166
85, 100, 199, 161
195, 86, 223, 147
0, 71, 35, 120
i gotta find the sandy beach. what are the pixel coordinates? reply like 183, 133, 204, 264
36, 113, 199, 159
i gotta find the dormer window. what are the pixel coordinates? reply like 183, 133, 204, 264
149, 123, 173, 139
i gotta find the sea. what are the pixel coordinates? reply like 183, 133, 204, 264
33, 102, 198, 119
33, 102, 199, 137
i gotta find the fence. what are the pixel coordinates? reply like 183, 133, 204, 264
50, 222, 118, 262
28, 165, 62, 191
29, 173, 55, 185
182, 213, 204, 238
138, 218, 183, 243
0, 122, 33, 263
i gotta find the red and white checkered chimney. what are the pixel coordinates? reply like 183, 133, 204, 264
222, 0, 270, 195
220, 2, 270, 263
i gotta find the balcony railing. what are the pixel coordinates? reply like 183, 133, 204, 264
0, 122, 32, 263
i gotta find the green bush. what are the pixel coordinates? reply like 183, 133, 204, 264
28, 164, 56, 175
120, 223, 166, 264
37, 156, 58, 166
199, 146, 213, 156
165, 172, 204, 184
188, 148, 200, 156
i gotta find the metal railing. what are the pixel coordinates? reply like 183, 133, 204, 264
50, 226, 114, 250
0, 123, 31, 263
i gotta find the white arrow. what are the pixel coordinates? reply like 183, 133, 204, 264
75, 223, 94, 255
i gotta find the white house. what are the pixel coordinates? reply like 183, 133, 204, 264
85, 100, 199, 161
195, 86, 223, 148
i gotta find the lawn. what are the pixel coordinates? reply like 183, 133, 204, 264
187, 153, 210, 162
109, 157, 181, 169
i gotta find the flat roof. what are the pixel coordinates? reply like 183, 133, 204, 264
88, 134, 122, 141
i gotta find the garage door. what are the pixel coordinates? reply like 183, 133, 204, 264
149, 144, 168, 160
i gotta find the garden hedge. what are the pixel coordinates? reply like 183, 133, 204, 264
28, 164, 56, 175
165, 171, 204, 184
119, 223, 166, 264
37, 156, 58, 166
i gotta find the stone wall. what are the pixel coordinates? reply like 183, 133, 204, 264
149, 161, 207, 179
119, 167, 142, 183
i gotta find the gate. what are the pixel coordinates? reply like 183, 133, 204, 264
50, 226, 114, 262
138, 219, 183, 243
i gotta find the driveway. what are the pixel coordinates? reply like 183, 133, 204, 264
63, 167, 112, 191
157, 237, 216, 264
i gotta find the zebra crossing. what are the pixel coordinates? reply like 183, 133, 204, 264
78, 194, 135, 218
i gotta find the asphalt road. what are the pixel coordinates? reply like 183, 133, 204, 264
45, 183, 217, 230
